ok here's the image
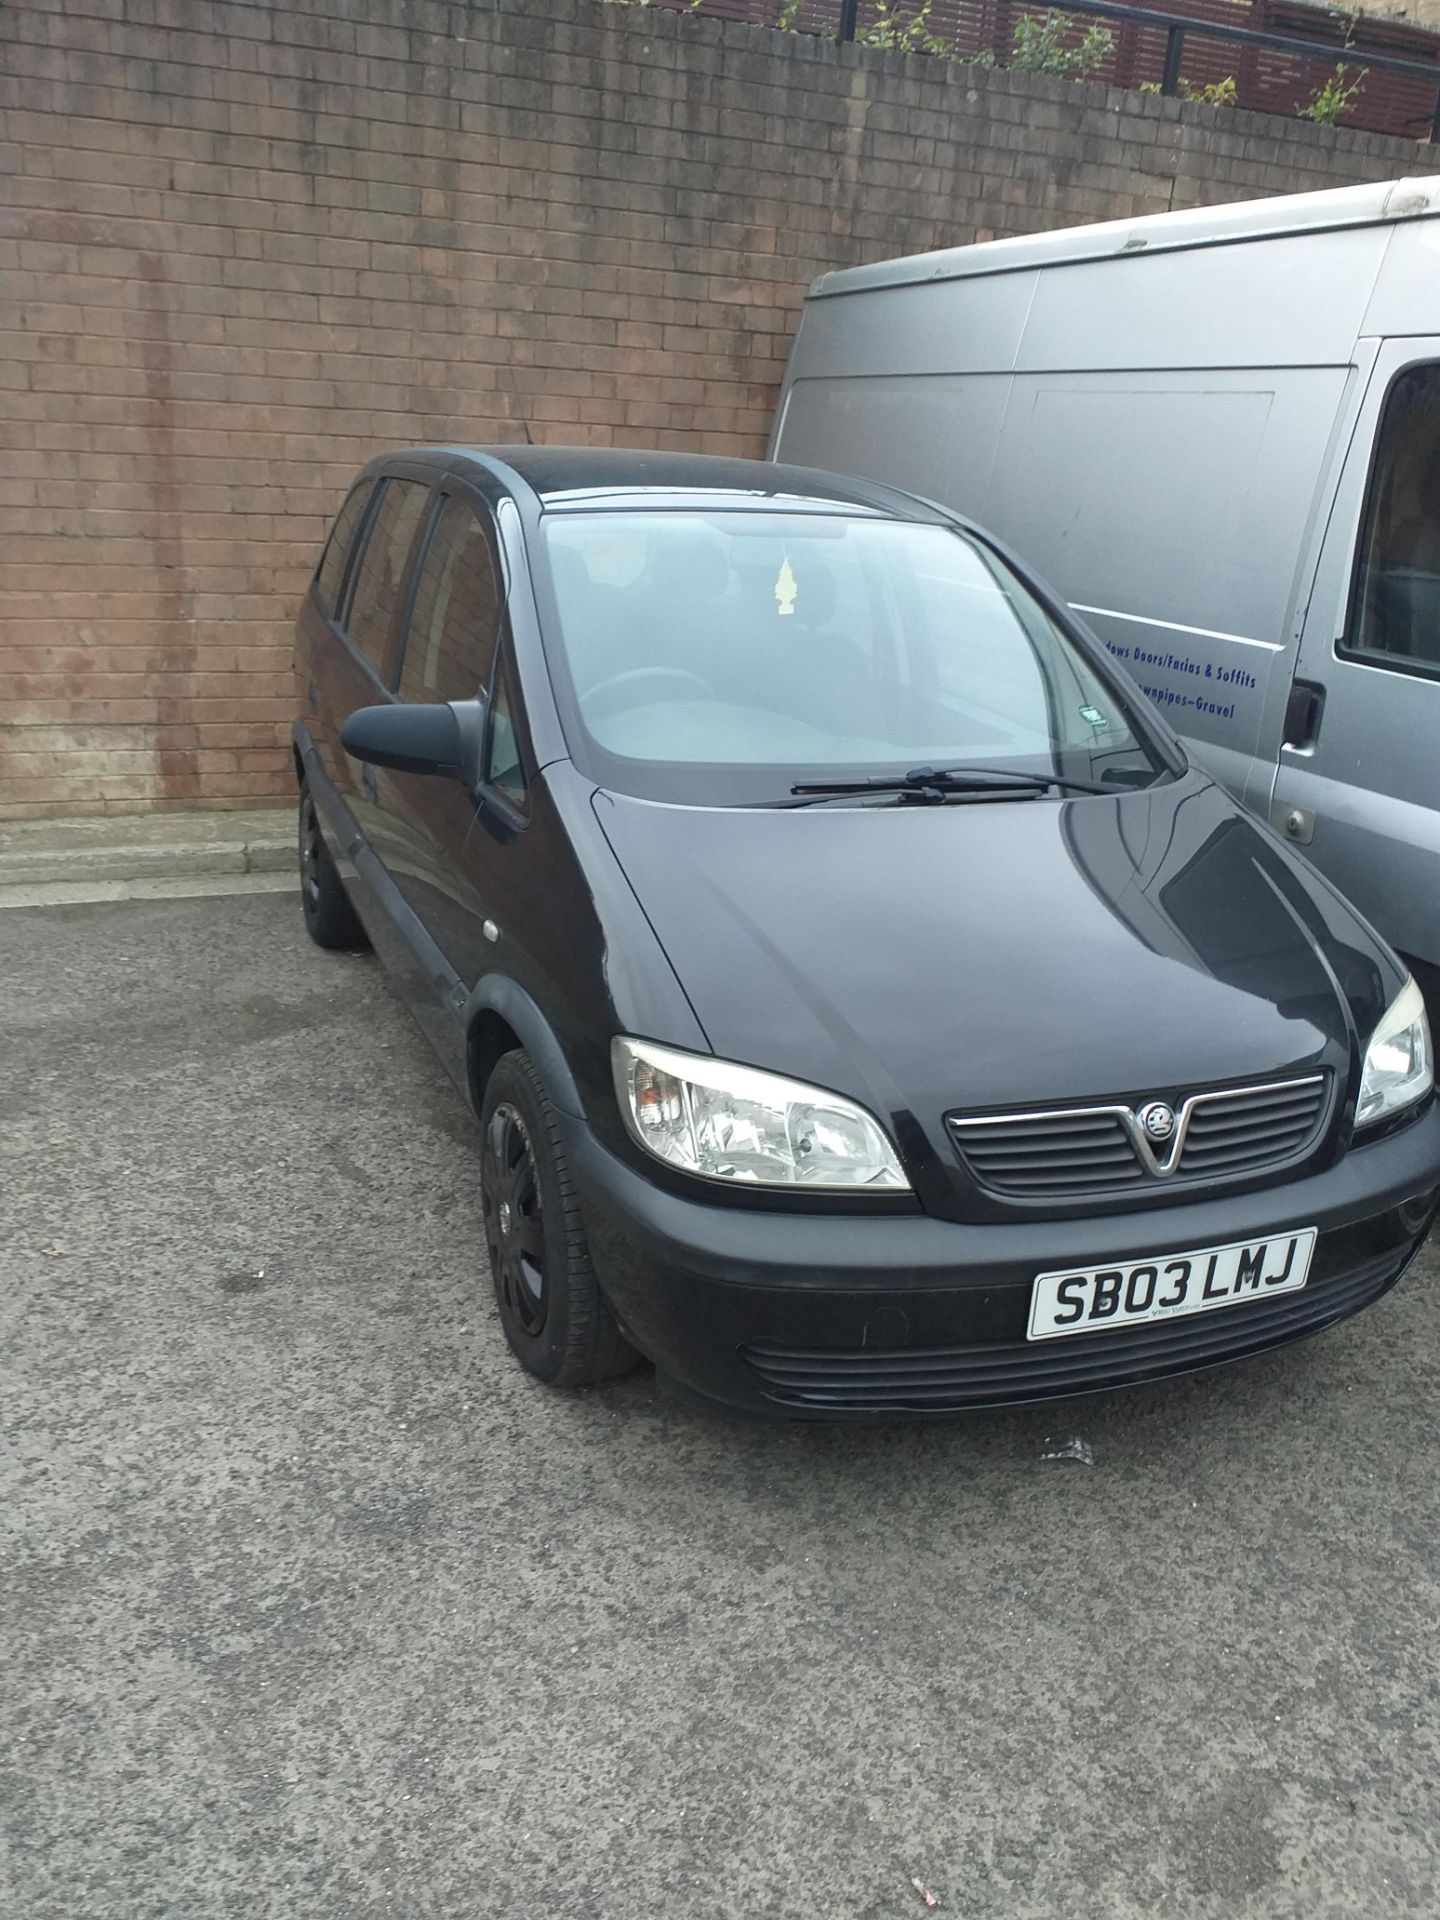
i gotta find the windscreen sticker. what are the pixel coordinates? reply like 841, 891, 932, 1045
1078, 704, 1109, 729
774, 557, 797, 618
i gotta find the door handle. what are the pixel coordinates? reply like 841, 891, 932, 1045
1282, 678, 1325, 751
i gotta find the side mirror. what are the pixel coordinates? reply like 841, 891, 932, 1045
340, 700, 484, 781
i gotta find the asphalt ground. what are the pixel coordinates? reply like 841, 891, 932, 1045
4, 887, 1439, 1919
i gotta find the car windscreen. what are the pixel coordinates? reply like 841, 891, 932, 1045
536, 509, 1169, 805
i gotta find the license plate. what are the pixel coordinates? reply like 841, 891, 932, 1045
1027, 1229, 1317, 1342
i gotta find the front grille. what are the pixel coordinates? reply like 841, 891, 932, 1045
742, 1245, 1409, 1413
1177, 1080, 1327, 1174
950, 1073, 1328, 1198
951, 1107, 1146, 1193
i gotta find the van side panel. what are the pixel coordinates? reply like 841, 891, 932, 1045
1015, 228, 1386, 371
779, 363, 1351, 801
780, 271, 1037, 378
983, 369, 1351, 799
776, 374, 1011, 523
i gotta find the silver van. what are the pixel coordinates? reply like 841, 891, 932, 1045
769, 176, 1440, 998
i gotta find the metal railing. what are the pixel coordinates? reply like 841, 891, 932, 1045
834, 0, 1440, 138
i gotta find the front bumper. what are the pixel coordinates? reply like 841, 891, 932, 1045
562, 1104, 1440, 1418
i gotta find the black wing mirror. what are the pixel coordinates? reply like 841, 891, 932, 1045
340, 699, 486, 782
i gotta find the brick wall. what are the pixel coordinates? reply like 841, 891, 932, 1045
0, 0, 1428, 819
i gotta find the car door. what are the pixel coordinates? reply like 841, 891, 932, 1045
377, 486, 517, 986
1272, 345, 1440, 974
304, 477, 381, 846
310, 473, 432, 851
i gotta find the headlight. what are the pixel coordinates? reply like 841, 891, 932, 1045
1356, 975, 1433, 1130
612, 1037, 909, 1191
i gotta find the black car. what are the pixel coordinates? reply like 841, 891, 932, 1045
293, 446, 1440, 1418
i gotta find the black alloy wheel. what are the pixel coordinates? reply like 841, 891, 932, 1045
482, 1102, 548, 1339
477, 1049, 638, 1387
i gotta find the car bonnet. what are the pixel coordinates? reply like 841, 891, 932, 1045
590, 772, 1401, 1172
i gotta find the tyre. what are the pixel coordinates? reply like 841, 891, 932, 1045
479, 1048, 638, 1387
298, 781, 368, 950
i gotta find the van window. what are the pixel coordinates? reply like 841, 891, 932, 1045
1346, 363, 1440, 678
315, 483, 372, 620
344, 479, 430, 677
397, 498, 501, 704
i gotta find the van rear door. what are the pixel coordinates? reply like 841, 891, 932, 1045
1272, 344, 1440, 975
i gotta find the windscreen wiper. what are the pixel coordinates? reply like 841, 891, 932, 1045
788, 765, 1120, 802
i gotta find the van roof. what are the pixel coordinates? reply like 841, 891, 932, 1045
809, 174, 1440, 300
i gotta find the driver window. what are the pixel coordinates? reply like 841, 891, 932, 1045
1346, 362, 1440, 676
398, 498, 501, 703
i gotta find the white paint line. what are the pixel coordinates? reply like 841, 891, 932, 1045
1070, 604, 1285, 653
0, 871, 298, 910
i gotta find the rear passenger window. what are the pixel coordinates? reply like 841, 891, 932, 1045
397, 498, 502, 704
344, 479, 430, 676
315, 483, 372, 619
1346, 363, 1440, 677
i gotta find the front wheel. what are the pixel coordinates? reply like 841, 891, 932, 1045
479, 1050, 637, 1387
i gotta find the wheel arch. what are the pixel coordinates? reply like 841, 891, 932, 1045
465, 976, 584, 1120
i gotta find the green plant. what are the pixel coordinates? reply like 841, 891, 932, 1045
1180, 73, 1238, 106
1139, 72, 1236, 105
1008, 10, 1114, 79
854, 0, 951, 55
1298, 4, 1367, 124
1298, 62, 1365, 121
776, 0, 804, 28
